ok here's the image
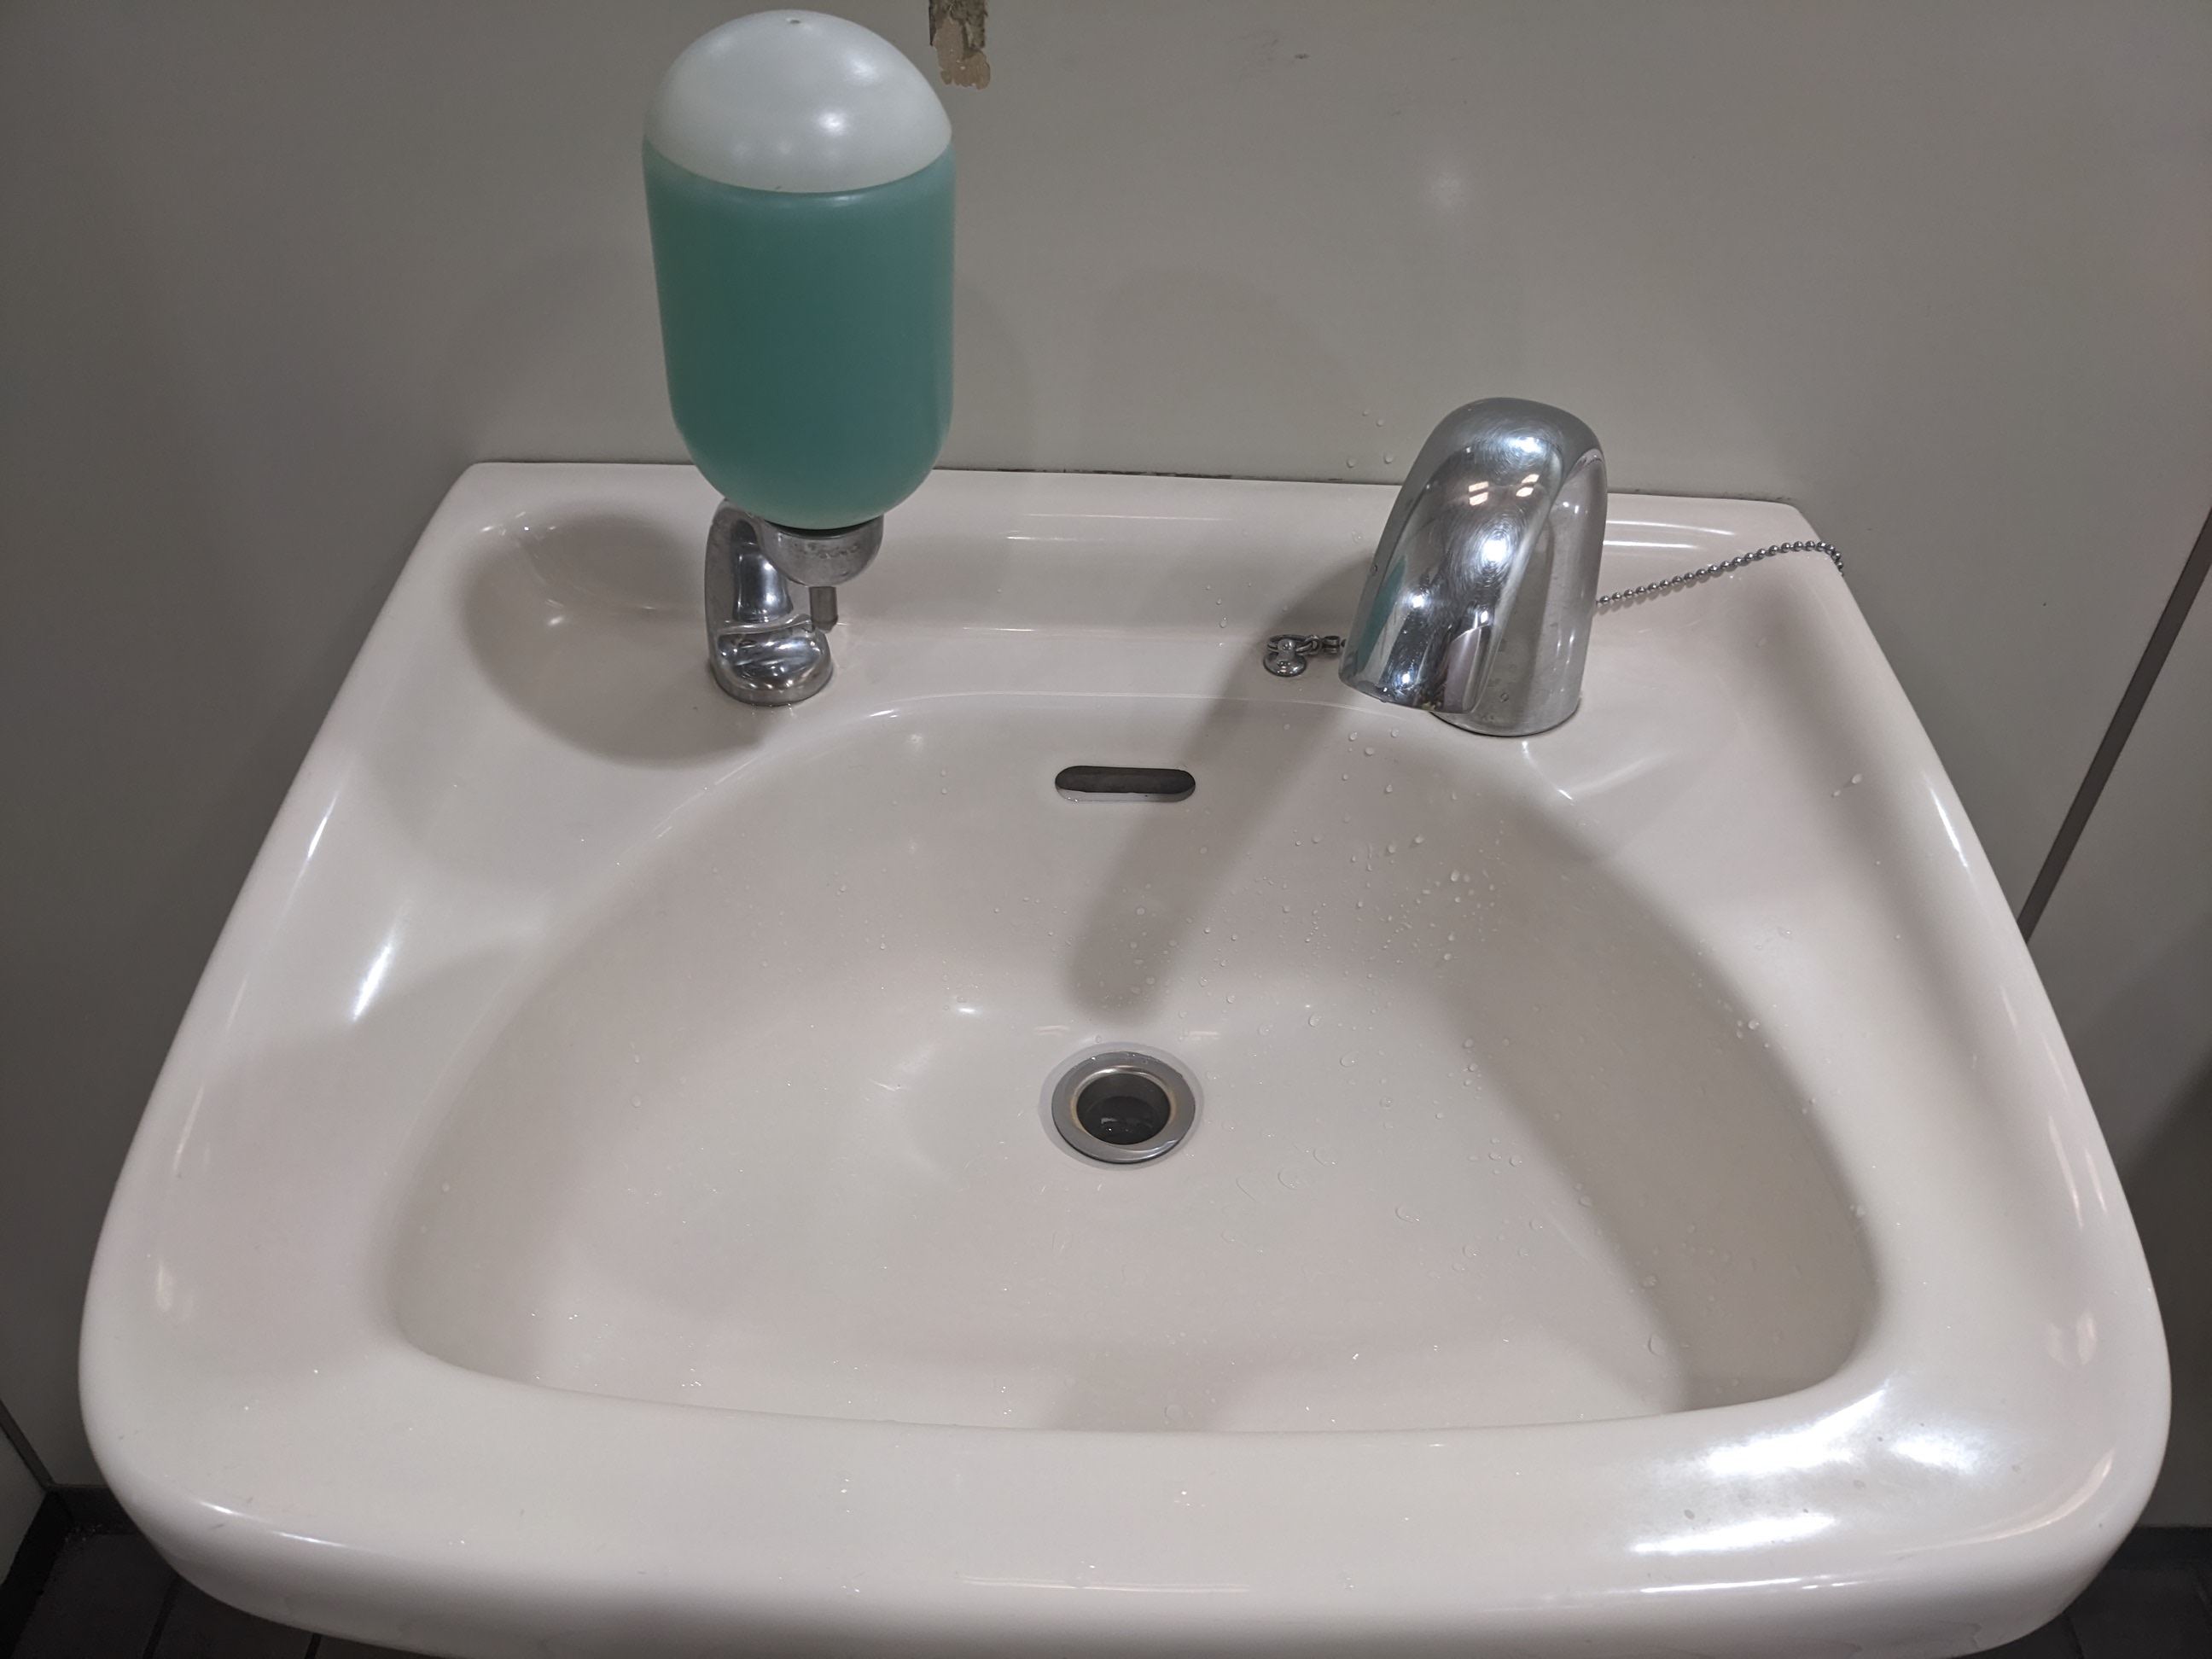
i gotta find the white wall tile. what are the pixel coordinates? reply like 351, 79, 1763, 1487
0, 0, 2207, 1486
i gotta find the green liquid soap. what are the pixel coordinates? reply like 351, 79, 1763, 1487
644, 142, 953, 531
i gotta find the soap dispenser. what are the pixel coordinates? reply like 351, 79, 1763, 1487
643, 10, 953, 704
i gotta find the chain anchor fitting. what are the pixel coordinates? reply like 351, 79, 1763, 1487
1262, 633, 1346, 678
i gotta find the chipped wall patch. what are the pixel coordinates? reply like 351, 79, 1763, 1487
928, 0, 991, 87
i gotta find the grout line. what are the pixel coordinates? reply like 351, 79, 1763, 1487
304, 1635, 323, 1656
0, 1393, 55, 1493
2018, 500, 2212, 939
2059, 1611, 2089, 1657
141, 1572, 183, 1659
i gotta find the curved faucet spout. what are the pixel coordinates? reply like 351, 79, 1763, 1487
1340, 399, 1606, 736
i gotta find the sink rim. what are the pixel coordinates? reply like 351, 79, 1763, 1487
82, 464, 2169, 1656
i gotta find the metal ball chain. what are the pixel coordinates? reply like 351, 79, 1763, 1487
1264, 538, 1844, 676
1597, 539, 1842, 607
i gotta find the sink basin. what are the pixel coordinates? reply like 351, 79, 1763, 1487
84, 466, 2167, 1656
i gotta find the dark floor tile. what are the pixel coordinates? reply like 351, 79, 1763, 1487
2111, 1526, 2212, 1569
1977, 1615, 2082, 1656
2068, 1563, 2212, 1659
152, 1578, 315, 1658
0, 1494, 72, 1656
14, 1531, 176, 1659
52, 1488, 136, 1534
314, 1641, 435, 1658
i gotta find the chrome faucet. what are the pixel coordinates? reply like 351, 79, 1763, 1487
704, 504, 881, 706
1340, 399, 1606, 736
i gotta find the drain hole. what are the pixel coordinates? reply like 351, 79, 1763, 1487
1056, 765, 1196, 802
1074, 1071, 1173, 1144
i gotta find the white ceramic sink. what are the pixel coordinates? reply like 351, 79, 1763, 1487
85, 466, 2167, 1657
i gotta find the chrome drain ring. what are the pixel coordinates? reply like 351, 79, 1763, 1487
1047, 1047, 1200, 1165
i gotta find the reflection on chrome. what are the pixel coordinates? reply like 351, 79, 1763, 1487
1703, 1388, 1884, 1478
1339, 399, 1605, 737
1633, 1511, 1836, 1557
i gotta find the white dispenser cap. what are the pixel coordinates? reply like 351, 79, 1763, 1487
646, 10, 952, 194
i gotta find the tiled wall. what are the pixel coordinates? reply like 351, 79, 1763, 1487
0, 0, 2208, 1510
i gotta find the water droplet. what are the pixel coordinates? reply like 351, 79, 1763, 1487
1339, 1054, 1356, 1067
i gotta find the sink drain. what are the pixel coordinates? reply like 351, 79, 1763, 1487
1048, 1048, 1199, 1164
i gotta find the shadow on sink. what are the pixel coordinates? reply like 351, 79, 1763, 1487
461, 507, 774, 765
384, 648, 1873, 1433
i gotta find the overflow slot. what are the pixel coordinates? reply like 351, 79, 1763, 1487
1055, 765, 1196, 803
